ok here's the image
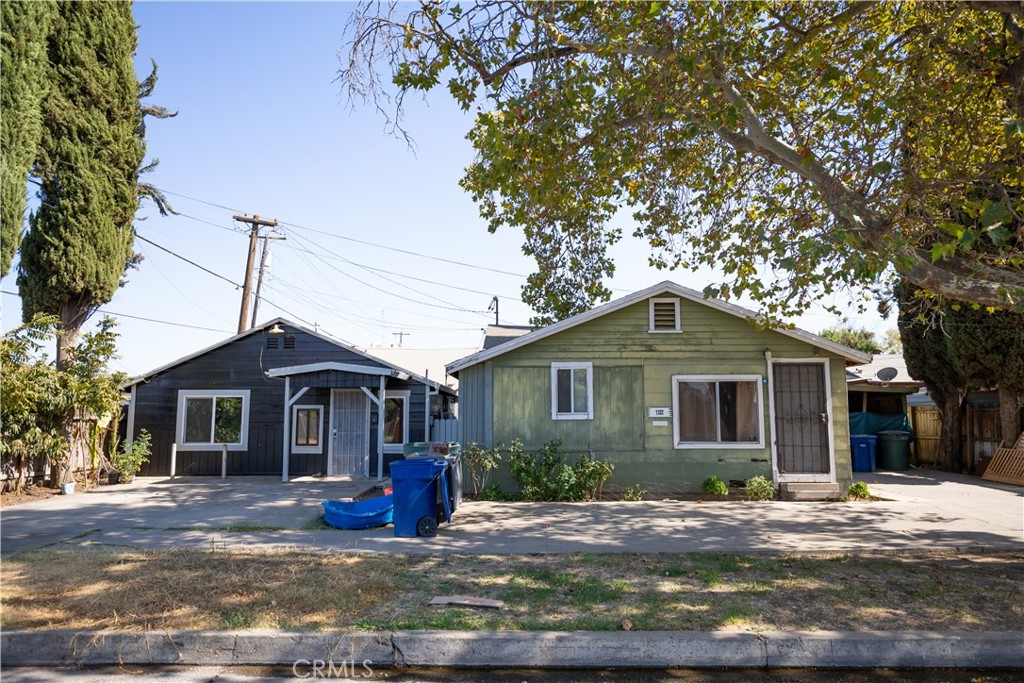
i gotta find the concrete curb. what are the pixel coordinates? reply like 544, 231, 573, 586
2, 630, 1021, 669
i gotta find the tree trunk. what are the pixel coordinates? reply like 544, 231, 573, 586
50, 304, 83, 488
937, 391, 966, 472
997, 386, 1022, 448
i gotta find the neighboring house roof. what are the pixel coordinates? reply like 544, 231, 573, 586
126, 317, 455, 394
447, 281, 872, 374
846, 354, 924, 389
356, 347, 476, 390
482, 324, 533, 350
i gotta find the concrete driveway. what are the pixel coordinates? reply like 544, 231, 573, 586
2, 469, 1020, 555
0, 476, 376, 554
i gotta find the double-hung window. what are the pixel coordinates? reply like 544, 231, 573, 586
291, 404, 323, 454
383, 390, 410, 452
551, 362, 593, 420
176, 390, 250, 450
672, 375, 763, 448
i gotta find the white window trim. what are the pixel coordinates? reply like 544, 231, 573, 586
291, 404, 324, 454
671, 374, 764, 449
550, 362, 594, 420
175, 389, 250, 451
649, 297, 681, 333
383, 389, 410, 454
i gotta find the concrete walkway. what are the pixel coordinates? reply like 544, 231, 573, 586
0, 476, 376, 554
3, 469, 1020, 555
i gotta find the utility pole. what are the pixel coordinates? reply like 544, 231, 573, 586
234, 214, 278, 334
487, 296, 499, 326
392, 331, 410, 347
251, 231, 286, 328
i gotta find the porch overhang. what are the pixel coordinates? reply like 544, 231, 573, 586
266, 362, 409, 380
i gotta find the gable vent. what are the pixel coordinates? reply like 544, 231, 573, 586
266, 336, 279, 350
283, 334, 296, 350
650, 298, 680, 332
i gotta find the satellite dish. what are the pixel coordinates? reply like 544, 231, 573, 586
876, 367, 898, 385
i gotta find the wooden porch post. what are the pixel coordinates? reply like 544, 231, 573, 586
377, 376, 386, 484
282, 376, 291, 482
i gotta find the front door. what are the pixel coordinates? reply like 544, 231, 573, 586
772, 362, 832, 480
330, 389, 369, 476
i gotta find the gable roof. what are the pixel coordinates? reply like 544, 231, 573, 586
127, 317, 455, 394
447, 281, 872, 374
482, 324, 533, 350
846, 354, 923, 389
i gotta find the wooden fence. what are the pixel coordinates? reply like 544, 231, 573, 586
910, 403, 1003, 473
0, 418, 111, 491
430, 418, 460, 443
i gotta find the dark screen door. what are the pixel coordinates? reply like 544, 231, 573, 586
773, 363, 830, 474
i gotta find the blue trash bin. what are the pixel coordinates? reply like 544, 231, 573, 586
390, 458, 450, 538
850, 434, 878, 473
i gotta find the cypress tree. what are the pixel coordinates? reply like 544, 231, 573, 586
17, 1, 145, 366
0, 1, 53, 277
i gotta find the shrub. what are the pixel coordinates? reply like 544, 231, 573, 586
461, 442, 502, 496
621, 484, 646, 501
701, 475, 729, 496
110, 429, 151, 478
848, 481, 871, 500
477, 481, 514, 501
507, 439, 614, 501
744, 475, 775, 501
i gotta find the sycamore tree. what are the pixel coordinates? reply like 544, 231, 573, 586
343, 1, 1023, 324
819, 319, 879, 355
12, 1, 172, 366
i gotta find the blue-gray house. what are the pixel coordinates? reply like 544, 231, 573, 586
124, 319, 457, 481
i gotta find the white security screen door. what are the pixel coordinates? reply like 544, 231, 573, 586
330, 389, 369, 476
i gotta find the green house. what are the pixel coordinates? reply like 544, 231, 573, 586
447, 282, 871, 495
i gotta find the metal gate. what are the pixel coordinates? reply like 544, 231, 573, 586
773, 363, 831, 476
330, 389, 369, 476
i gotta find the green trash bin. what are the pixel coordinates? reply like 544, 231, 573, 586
876, 431, 911, 470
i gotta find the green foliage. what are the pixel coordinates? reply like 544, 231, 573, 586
13, 2, 174, 364
744, 476, 775, 502
345, 2, 1024, 321
0, 314, 126, 487
110, 429, 151, 478
507, 439, 614, 501
700, 476, 729, 496
461, 442, 503, 496
476, 482, 514, 502
881, 329, 902, 355
620, 484, 646, 501
848, 482, 871, 500
0, 0, 53, 277
819, 320, 879, 355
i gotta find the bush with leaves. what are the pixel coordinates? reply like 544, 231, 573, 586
110, 429, 151, 479
461, 442, 502, 496
507, 439, 614, 502
848, 482, 871, 500
621, 484, 646, 501
745, 475, 775, 501
701, 475, 729, 496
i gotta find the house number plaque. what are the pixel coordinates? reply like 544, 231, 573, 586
647, 407, 672, 418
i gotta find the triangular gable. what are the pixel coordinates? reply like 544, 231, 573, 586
447, 281, 871, 374
126, 317, 453, 394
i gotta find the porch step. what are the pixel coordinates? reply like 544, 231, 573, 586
779, 482, 843, 501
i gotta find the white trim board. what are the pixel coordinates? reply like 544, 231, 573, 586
447, 281, 871, 374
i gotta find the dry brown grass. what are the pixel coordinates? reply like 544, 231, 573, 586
2, 549, 1021, 632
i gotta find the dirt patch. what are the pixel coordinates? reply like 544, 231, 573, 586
3, 549, 1020, 632
0, 483, 57, 508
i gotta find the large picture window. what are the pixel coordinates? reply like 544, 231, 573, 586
292, 404, 323, 454
672, 376, 763, 448
176, 390, 250, 450
551, 362, 593, 420
383, 390, 410, 452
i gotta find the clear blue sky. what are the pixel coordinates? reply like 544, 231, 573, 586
0, 1, 892, 376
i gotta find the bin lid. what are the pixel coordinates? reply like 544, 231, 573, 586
876, 430, 911, 437
851, 434, 878, 440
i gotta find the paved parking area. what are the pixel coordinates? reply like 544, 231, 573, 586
0, 476, 376, 554
2, 469, 1020, 555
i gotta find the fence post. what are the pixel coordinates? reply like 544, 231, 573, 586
170, 443, 177, 479
221, 444, 228, 479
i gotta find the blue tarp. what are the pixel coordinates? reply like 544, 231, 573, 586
849, 412, 913, 437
